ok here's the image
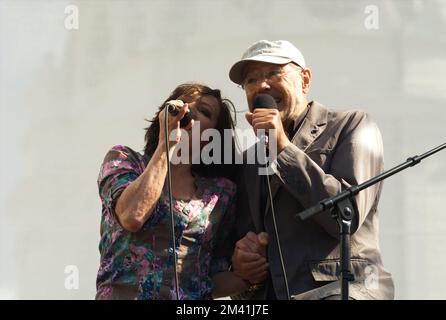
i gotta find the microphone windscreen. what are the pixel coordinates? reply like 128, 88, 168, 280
180, 112, 192, 128
253, 94, 277, 110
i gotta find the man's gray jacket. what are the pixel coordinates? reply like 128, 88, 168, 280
234, 101, 394, 300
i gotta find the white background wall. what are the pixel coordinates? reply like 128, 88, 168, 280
1, 0, 445, 299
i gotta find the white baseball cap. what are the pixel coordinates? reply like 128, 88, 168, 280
229, 40, 306, 85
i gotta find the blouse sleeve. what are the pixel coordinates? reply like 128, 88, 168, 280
97, 145, 145, 222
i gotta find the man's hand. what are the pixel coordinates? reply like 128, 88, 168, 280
245, 109, 290, 153
232, 231, 269, 284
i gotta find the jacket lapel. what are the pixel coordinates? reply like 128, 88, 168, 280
292, 101, 328, 152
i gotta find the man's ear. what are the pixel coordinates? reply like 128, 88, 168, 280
301, 68, 312, 94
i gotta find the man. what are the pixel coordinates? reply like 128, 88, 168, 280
229, 40, 394, 300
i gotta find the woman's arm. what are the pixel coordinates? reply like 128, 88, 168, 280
115, 103, 190, 232
114, 143, 168, 232
212, 271, 249, 299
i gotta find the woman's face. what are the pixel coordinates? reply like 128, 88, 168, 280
178, 91, 220, 133
176, 92, 221, 162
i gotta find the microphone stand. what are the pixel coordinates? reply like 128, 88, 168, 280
296, 142, 446, 300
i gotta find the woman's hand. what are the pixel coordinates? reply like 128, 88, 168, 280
158, 100, 194, 146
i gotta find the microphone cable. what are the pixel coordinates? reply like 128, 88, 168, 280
164, 107, 180, 300
261, 133, 291, 300
254, 94, 290, 300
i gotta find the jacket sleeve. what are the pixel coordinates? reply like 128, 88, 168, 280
271, 112, 384, 238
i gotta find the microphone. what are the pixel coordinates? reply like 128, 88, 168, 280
253, 94, 277, 144
165, 102, 192, 128
253, 93, 277, 110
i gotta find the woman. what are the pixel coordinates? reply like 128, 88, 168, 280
96, 83, 249, 299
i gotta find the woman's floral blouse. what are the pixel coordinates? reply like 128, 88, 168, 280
95, 145, 236, 300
